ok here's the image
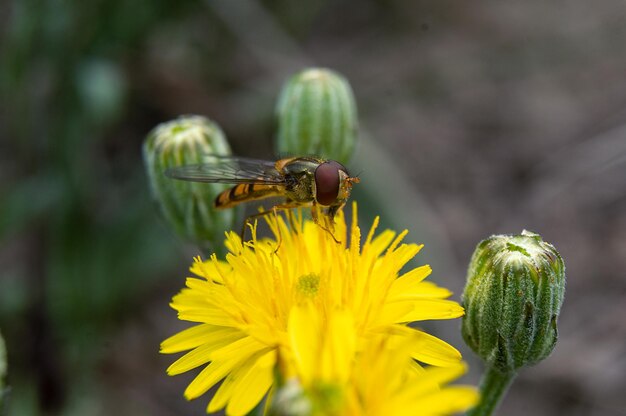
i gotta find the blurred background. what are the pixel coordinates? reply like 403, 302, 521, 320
1, 0, 626, 415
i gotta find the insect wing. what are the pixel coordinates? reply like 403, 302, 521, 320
164, 156, 287, 185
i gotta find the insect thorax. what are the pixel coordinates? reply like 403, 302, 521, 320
282, 159, 318, 203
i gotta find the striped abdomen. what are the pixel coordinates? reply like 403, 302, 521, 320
214, 183, 284, 209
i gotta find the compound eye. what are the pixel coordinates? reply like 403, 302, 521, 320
314, 161, 343, 206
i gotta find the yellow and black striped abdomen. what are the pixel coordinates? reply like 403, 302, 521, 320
214, 183, 284, 209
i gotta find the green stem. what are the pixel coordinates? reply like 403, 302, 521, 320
0, 330, 5, 408
467, 366, 516, 416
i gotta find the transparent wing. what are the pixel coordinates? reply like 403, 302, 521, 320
164, 155, 287, 184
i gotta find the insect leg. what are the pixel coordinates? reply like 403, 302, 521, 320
240, 203, 302, 251
311, 203, 341, 244
240, 210, 275, 244
268, 202, 310, 252
281, 200, 301, 235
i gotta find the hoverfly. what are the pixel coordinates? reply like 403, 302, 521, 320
165, 155, 360, 242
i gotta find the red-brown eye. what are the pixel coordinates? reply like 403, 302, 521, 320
315, 161, 344, 206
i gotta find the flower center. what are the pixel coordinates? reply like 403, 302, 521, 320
296, 273, 320, 297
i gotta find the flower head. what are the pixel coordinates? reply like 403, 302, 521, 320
346, 335, 478, 416
161, 203, 469, 415
284, 305, 479, 416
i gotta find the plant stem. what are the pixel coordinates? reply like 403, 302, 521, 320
467, 366, 516, 416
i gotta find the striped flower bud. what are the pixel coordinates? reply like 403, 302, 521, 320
462, 230, 566, 373
143, 115, 239, 249
276, 68, 358, 164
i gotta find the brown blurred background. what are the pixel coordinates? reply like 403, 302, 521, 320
1, 0, 625, 415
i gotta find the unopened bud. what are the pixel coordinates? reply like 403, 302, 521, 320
462, 230, 566, 373
143, 115, 239, 249
276, 68, 358, 164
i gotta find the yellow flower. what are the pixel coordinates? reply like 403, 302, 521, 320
161, 203, 467, 415
287, 304, 479, 415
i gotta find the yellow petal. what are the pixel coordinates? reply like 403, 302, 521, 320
183, 336, 265, 399
363, 216, 381, 247
160, 324, 243, 354
383, 244, 421, 271
288, 303, 319, 385
167, 343, 216, 376
184, 277, 213, 294
207, 366, 243, 412
415, 362, 468, 387
411, 386, 480, 414
366, 230, 397, 258
184, 359, 235, 400
176, 307, 240, 327
191, 257, 230, 283
210, 335, 267, 362
321, 309, 356, 384
222, 350, 275, 416
397, 264, 432, 284
385, 230, 409, 255
166, 329, 247, 375
207, 349, 275, 413
408, 330, 462, 366
170, 286, 209, 309
379, 299, 464, 324
388, 280, 453, 302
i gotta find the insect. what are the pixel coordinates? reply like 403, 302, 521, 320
165, 155, 360, 242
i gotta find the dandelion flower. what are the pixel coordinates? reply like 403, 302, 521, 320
286, 304, 479, 415
161, 203, 467, 415
347, 334, 479, 415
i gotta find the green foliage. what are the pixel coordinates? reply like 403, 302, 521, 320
0, 330, 5, 407
0, 0, 207, 412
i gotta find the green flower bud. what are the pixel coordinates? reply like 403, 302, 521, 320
462, 230, 565, 373
276, 68, 358, 164
143, 115, 239, 249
